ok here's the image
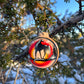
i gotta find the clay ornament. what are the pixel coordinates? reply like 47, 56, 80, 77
28, 32, 59, 68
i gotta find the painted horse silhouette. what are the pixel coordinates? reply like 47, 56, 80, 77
28, 32, 59, 68
35, 40, 50, 59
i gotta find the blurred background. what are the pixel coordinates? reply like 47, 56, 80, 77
0, 0, 84, 84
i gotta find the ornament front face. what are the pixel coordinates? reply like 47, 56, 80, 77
28, 33, 59, 68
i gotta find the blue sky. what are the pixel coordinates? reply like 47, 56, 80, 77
56, 0, 79, 15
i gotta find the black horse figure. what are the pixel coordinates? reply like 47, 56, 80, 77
35, 40, 49, 60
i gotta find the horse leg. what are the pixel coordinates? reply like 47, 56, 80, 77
43, 50, 46, 59
39, 51, 42, 59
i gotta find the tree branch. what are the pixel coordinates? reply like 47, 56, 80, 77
14, 12, 84, 62
13, 46, 29, 61
36, 2, 62, 25
45, 6, 62, 25
75, 0, 83, 14
49, 12, 84, 37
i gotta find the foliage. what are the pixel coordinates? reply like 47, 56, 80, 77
0, 0, 84, 84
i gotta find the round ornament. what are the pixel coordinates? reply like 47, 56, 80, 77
28, 32, 59, 68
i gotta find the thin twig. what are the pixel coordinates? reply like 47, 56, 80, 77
21, 69, 28, 84
4, 65, 13, 83
14, 44, 24, 52
74, 75, 84, 83
17, 27, 29, 44
14, 63, 21, 84
76, 25, 84, 36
